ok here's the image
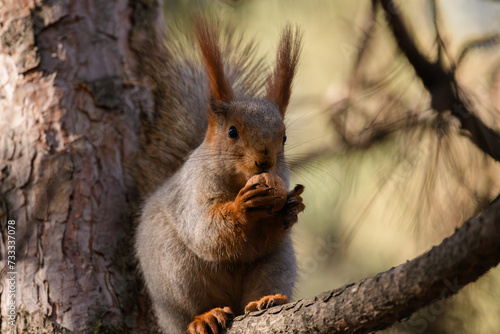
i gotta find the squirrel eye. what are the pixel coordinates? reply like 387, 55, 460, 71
228, 126, 239, 139
283, 133, 287, 144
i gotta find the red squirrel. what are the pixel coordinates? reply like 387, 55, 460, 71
134, 18, 305, 333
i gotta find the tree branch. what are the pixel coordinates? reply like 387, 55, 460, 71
227, 193, 500, 333
379, 0, 500, 162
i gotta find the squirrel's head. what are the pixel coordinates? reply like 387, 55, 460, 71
195, 19, 302, 180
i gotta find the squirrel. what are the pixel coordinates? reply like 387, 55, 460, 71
133, 16, 305, 334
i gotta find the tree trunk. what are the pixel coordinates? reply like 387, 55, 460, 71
0, 0, 155, 332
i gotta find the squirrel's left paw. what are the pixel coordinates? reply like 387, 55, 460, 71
187, 307, 234, 334
281, 184, 305, 229
245, 294, 289, 313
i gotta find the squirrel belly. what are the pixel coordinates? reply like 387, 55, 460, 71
136, 185, 297, 333
135, 149, 297, 333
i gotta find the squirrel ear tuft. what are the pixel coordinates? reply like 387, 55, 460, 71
195, 17, 234, 104
266, 25, 302, 118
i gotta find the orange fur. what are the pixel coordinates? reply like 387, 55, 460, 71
207, 184, 305, 262
245, 294, 289, 313
266, 25, 302, 117
208, 196, 289, 263
195, 18, 234, 103
187, 307, 234, 334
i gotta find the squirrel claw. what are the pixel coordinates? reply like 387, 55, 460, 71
282, 214, 298, 229
292, 184, 305, 194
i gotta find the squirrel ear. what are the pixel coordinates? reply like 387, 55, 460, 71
195, 18, 234, 104
266, 25, 302, 118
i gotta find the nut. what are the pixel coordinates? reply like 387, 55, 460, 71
247, 173, 287, 212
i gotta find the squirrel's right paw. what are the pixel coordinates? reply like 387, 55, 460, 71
187, 307, 234, 334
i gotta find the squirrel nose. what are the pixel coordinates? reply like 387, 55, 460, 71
254, 146, 275, 171
255, 160, 273, 171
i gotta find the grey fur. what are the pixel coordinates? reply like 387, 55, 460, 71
136, 142, 297, 333
134, 20, 302, 334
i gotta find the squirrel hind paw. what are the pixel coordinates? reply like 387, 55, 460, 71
187, 307, 234, 334
244, 294, 289, 313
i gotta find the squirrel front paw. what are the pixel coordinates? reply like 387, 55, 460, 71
280, 184, 305, 230
187, 307, 234, 334
234, 174, 287, 218
234, 175, 305, 228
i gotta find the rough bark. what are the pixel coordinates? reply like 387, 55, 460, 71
226, 194, 500, 333
0, 0, 152, 332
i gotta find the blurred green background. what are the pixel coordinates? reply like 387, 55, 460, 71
163, 1, 500, 332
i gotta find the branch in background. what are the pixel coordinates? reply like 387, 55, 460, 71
456, 33, 500, 66
227, 193, 500, 333
267, 3, 500, 332
379, 0, 500, 162
326, 86, 427, 153
347, 0, 379, 90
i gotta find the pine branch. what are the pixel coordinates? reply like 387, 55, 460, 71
227, 193, 500, 333
379, 0, 500, 162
